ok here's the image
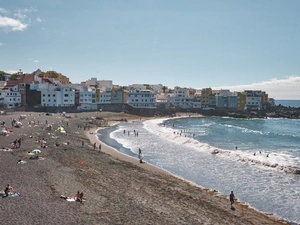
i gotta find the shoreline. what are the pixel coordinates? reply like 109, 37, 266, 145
85, 118, 293, 225
0, 111, 293, 225
85, 126, 174, 177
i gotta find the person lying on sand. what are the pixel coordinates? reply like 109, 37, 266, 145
60, 191, 85, 202
29, 155, 39, 160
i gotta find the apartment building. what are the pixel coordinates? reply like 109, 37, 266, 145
245, 90, 262, 110
0, 84, 21, 108
127, 89, 156, 108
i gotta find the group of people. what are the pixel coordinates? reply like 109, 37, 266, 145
10, 138, 21, 148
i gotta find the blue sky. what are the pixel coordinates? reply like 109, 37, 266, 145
0, 0, 300, 100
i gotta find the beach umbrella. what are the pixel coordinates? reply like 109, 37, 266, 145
32, 149, 41, 154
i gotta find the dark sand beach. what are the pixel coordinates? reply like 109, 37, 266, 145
0, 111, 291, 225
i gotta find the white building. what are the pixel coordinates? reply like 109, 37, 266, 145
0, 84, 21, 108
41, 87, 75, 107
245, 90, 262, 110
167, 87, 195, 109
98, 80, 112, 90
98, 87, 112, 104
78, 86, 97, 110
128, 84, 147, 91
127, 89, 156, 108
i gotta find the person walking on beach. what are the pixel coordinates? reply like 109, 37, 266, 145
93, 142, 96, 150
82, 141, 84, 147
99, 144, 101, 152
230, 191, 235, 208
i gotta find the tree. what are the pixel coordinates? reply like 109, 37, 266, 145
38, 71, 59, 79
9, 73, 20, 80
145, 84, 153, 90
162, 86, 168, 93
0, 71, 5, 81
189, 88, 196, 96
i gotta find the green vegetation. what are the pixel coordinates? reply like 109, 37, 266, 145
162, 86, 168, 93
0, 71, 5, 81
9, 73, 20, 80
38, 71, 59, 79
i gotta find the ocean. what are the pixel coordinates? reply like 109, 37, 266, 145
97, 116, 300, 224
275, 100, 300, 108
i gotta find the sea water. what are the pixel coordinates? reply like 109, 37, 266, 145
97, 116, 300, 224
275, 100, 300, 108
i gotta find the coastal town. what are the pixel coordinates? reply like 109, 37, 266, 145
0, 69, 299, 118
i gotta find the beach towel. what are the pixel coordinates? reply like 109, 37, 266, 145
1, 193, 20, 198
0, 148, 13, 152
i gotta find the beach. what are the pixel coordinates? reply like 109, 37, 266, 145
0, 111, 291, 225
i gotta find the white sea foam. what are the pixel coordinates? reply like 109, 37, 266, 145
142, 118, 300, 174
108, 117, 300, 224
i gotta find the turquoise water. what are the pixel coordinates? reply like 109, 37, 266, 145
98, 116, 300, 224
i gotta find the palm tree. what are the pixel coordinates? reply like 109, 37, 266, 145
162, 86, 168, 93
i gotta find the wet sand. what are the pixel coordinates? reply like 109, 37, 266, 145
0, 111, 291, 225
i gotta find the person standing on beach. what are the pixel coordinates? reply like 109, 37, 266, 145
93, 142, 96, 150
82, 141, 84, 147
230, 191, 235, 208
99, 144, 101, 152
17, 138, 21, 148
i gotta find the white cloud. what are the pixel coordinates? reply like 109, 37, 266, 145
0, 7, 39, 32
0, 42, 3, 46
14, 7, 37, 20
212, 76, 300, 100
34, 60, 39, 63
36, 17, 42, 22
0, 8, 8, 14
5, 70, 19, 74
0, 15, 28, 31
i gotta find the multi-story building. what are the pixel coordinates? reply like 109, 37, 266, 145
200, 88, 212, 107
215, 90, 238, 109
261, 91, 269, 109
237, 92, 247, 111
78, 86, 97, 110
41, 86, 75, 107
99, 88, 112, 104
111, 90, 124, 104
168, 86, 192, 108
127, 89, 156, 108
0, 84, 21, 108
245, 90, 262, 110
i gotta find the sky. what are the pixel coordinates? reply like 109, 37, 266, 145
0, 0, 300, 100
